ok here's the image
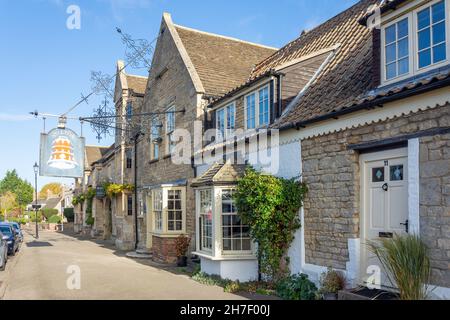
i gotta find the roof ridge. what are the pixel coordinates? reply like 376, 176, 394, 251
173, 24, 278, 51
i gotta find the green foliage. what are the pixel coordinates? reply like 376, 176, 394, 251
192, 273, 230, 287
368, 234, 431, 300
104, 183, 134, 198
41, 208, 58, 220
30, 211, 43, 222
64, 208, 74, 222
39, 183, 62, 200
0, 191, 17, 214
72, 194, 85, 206
234, 167, 307, 281
319, 267, 347, 295
276, 274, 318, 300
224, 281, 242, 293
48, 215, 62, 224
8, 217, 29, 225
85, 187, 96, 214
0, 170, 34, 207
85, 215, 95, 226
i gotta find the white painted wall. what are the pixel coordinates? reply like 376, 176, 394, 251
200, 257, 258, 282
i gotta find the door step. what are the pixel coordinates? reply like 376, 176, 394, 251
338, 287, 399, 300
126, 251, 153, 259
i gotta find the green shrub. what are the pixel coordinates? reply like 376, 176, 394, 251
64, 208, 74, 222
85, 214, 95, 226
276, 274, 317, 300
368, 234, 431, 300
224, 281, 241, 293
41, 208, 58, 220
8, 217, 29, 225
234, 167, 307, 282
48, 215, 62, 224
319, 267, 347, 295
30, 211, 43, 222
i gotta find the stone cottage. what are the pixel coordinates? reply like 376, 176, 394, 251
193, 0, 450, 299
137, 13, 276, 263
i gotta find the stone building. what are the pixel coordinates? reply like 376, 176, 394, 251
137, 13, 276, 263
111, 60, 148, 250
193, 0, 450, 298
73, 145, 110, 234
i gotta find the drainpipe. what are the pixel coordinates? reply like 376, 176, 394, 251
134, 132, 140, 250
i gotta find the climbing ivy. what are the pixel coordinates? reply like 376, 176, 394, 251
234, 167, 308, 282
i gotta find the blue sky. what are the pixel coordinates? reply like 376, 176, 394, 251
0, 0, 358, 190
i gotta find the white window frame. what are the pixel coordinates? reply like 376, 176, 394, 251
381, 0, 450, 85
165, 106, 176, 155
151, 187, 186, 235
198, 188, 213, 252
150, 117, 160, 160
152, 189, 163, 232
220, 188, 252, 255
216, 102, 236, 140
244, 85, 271, 130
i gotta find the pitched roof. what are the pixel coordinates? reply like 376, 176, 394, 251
191, 163, 246, 187
174, 25, 277, 97
43, 197, 62, 210
247, 0, 380, 126
85, 146, 110, 169
126, 74, 148, 95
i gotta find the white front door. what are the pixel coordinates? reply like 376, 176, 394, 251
361, 148, 409, 287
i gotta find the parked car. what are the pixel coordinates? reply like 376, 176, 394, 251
9, 222, 23, 244
0, 223, 19, 256
0, 231, 8, 271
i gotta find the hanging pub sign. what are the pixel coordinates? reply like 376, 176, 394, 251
40, 127, 85, 178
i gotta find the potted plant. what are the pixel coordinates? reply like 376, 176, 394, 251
175, 235, 191, 267
319, 267, 347, 300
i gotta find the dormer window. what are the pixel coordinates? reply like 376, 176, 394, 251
381, 0, 449, 84
245, 85, 270, 129
216, 102, 235, 140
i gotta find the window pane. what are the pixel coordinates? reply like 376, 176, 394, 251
398, 38, 409, 58
418, 28, 431, 50
222, 203, 233, 213
390, 165, 404, 181
246, 94, 256, 129
168, 221, 174, 231
168, 211, 174, 220
386, 63, 397, 79
223, 239, 231, 251
386, 44, 397, 63
385, 25, 396, 44
433, 21, 446, 44
223, 215, 231, 226
397, 18, 409, 38
175, 211, 182, 220
372, 167, 385, 183
259, 87, 269, 126
419, 49, 432, 68
433, 43, 447, 62
432, 1, 446, 23
232, 239, 241, 251
176, 221, 182, 231
418, 8, 431, 30
223, 227, 231, 237
398, 58, 409, 75
242, 239, 251, 251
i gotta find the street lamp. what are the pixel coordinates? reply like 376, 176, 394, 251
33, 162, 39, 239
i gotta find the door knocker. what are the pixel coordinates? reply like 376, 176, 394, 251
382, 183, 389, 192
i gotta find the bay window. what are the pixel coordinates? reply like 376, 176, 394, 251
216, 102, 235, 139
245, 85, 270, 129
151, 187, 185, 234
221, 189, 251, 252
381, 0, 449, 84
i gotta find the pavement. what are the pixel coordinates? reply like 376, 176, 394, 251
0, 228, 246, 300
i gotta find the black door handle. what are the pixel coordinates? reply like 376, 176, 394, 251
400, 220, 409, 233
382, 183, 389, 191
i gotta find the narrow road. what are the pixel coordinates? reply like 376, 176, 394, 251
0, 228, 245, 300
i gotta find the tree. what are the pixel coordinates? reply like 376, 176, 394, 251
39, 183, 62, 199
0, 191, 17, 218
0, 170, 34, 207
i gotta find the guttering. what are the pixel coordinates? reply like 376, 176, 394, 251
359, 0, 408, 26
279, 76, 450, 132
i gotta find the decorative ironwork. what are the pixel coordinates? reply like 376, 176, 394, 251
90, 99, 116, 141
